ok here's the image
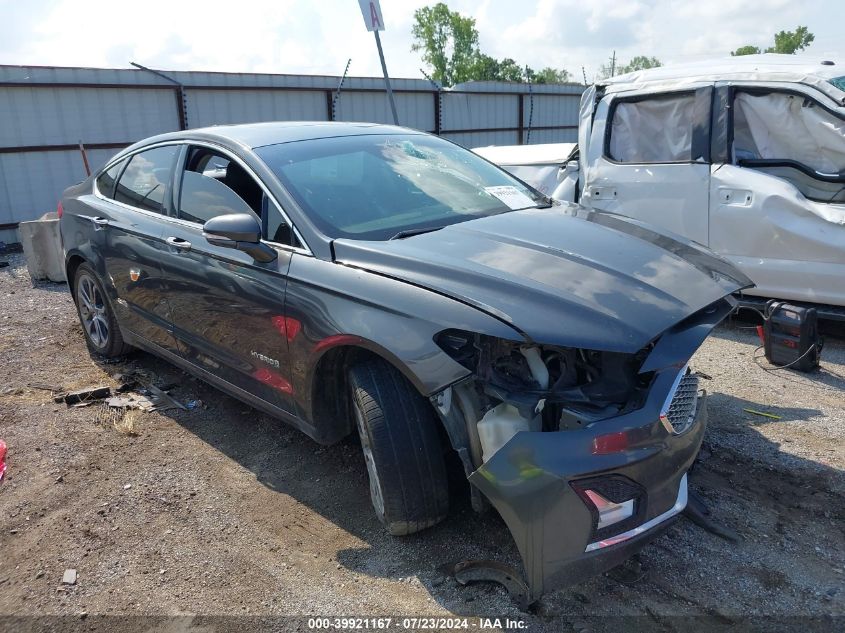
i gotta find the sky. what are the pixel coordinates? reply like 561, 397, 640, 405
0, 0, 842, 83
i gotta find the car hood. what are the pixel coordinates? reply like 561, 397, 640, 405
332, 204, 753, 352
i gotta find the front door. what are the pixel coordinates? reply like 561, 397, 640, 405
709, 83, 845, 305
157, 144, 298, 413
582, 86, 713, 246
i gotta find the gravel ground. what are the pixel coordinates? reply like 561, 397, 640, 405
1, 252, 843, 632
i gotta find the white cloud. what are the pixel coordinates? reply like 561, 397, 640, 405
0, 0, 841, 82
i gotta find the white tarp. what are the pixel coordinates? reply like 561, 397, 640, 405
733, 92, 845, 174
608, 94, 696, 163
473, 143, 577, 197
473, 143, 576, 166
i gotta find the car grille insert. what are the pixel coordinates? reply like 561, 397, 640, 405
661, 370, 699, 435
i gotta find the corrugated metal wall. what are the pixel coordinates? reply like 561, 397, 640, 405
0, 65, 583, 243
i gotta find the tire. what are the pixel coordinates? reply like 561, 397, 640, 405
348, 359, 449, 535
73, 263, 132, 358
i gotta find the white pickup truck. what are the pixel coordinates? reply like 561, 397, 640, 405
475, 55, 845, 315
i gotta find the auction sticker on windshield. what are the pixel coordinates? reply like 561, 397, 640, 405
484, 186, 536, 210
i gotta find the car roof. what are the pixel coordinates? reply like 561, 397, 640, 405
603, 54, 844, 85
126, 121, 421, 155
599, 55, 845, 105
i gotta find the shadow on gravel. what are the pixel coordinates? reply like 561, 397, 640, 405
707, 392, 823, 424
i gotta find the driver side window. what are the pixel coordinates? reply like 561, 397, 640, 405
178, 146, 301, 247
178, 148, 260, 225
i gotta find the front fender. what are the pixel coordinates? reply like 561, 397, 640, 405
285, 254, 523, 424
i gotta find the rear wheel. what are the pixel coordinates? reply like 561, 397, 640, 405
348, 359, 449, 535
73, 263, 131, 358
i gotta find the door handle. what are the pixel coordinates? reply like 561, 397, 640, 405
87, 216, 109, 231
165, 236, 192, 252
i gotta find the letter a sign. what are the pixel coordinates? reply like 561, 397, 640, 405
358, 0, 385, 31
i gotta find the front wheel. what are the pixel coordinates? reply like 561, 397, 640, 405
348, 359, 449, 535
73, 263, 131, 358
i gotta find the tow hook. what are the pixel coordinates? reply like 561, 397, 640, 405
440, 560, 533, 610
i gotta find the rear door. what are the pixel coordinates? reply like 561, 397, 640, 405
93, 144, 181, 352
709, 83, 845, 305
582, 86, 714, 246
157, 143, 300, 414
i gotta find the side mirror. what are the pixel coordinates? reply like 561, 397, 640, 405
203, 213, 277, 263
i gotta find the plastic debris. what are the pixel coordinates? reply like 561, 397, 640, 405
57, 386, 111, 406
743, 408, 782, 420
0, 439, 7, 482
145, 385, 187, 411
62, 569, 77, 585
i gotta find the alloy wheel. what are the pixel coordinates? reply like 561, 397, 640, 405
77, 273, 110, 349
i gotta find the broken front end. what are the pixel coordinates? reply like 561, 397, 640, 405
432, 298, 733, 605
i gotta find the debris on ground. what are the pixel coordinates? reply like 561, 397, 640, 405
606, 555, 647, 586
145, 384, 186, 412
743, 408, 782, 420
0, 439, 6, 482
62, 569, 77, 585
56, 386, 111, 406
27, 381, 63, 393
52, 378, 186, 414
106, 394, 156, 411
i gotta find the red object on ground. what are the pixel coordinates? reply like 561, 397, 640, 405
0, 439, 7, 482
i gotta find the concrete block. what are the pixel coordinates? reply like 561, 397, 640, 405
19, 212, 66, 283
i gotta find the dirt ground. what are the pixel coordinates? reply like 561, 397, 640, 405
1, 252, 843, 632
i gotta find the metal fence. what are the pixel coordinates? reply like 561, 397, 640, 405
0, 65, 584, 243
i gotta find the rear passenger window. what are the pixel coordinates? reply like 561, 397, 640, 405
178, 148, 260, 225
608, 93, 696, 163
96, 159, 125, 199
114, 146, 178, 213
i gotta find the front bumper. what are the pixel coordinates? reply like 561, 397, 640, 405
468, 369, 706, 602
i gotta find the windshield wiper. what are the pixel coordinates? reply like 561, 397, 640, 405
389, 226, 445, 240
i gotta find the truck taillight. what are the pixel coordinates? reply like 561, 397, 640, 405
57, 201, 63, 218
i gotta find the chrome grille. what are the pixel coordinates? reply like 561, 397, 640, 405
662, 371, 699, 435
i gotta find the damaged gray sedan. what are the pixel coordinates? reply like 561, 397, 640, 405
60, 122, 752, 606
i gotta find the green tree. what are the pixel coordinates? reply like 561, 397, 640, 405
618, 56, 662, 74
412, 3, 572, 86
411, 3, 480, 87
731, 45, 762, 56
731, 26, 815, 56
530, 67, 571, 84
769, 26, 815, 53
598, 54, 661, 79
495, 58, 526, 82
468, 55, 521, 82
